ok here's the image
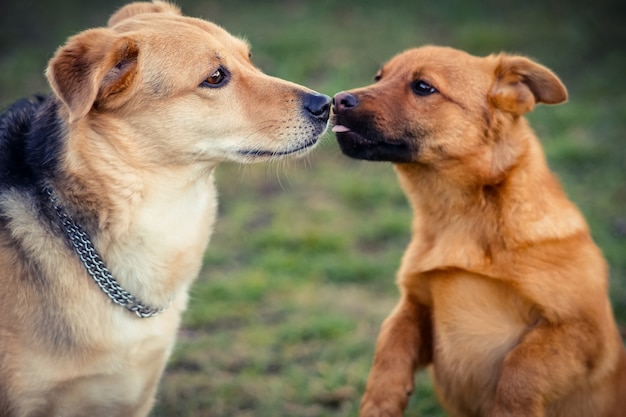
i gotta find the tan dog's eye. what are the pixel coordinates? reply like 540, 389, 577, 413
374, 70, 382, 82
411, 80, 437, 96
200, 67, 229, 88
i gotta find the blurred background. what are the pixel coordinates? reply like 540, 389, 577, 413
2, 0, 624, 415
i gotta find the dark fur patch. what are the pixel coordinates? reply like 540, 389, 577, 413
0, 95, 66, 268
0, 95, 64, 191
0, 97, 81, 354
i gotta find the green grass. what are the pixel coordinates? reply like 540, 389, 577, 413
1, 0, 624, 415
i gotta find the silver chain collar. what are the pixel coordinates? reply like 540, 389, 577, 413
45, 187, 166, 318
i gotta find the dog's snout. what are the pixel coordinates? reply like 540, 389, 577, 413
303, 92, 332, 120
333, 91, 359, 113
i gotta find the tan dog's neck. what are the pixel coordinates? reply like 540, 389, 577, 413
48, 113, 219, 309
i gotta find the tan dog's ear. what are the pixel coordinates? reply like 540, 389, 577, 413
46, 29, 139, 123
490, 55, 568, 115
108, 1, 182, 27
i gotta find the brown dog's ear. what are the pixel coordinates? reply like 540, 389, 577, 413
108, 1, 182, 27
490, 55, 568, 115
46, 29, 139, 123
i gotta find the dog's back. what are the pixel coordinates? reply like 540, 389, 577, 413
0, 96, 63, 416
0, 96, 61, 189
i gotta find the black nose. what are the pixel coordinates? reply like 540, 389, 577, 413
333, 91, 359, 113
303, 92, 332, 120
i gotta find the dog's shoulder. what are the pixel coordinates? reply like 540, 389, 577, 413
0, 95, 63, 190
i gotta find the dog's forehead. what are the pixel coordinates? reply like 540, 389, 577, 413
387, 47, 480, 73
113, 14, 249, 55
383, 46, 492, 90
108, 14, 251, 96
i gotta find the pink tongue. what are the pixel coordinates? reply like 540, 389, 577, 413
332, 125, 351, 133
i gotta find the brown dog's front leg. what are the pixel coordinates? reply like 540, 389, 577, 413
360, 295, 432, 417
489, 320, 599, 417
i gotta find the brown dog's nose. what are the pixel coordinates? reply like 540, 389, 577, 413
303, 92, 332, 120
333, 91, 359, 113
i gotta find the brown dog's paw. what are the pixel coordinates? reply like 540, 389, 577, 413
360, 400, 405, 417
359, 387, 412, 417
489, 403, 542, 417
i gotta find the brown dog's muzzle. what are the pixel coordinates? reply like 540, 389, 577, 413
332, 91, 415, 163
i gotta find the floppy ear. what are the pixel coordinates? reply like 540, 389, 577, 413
46, 29, 139, 123
489, 54, 567, 115
108, 1, 182, 27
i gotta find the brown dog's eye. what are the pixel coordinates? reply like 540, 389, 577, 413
374, 70, 382, 82
411, 80, 437, 96
200, 67, 229, 88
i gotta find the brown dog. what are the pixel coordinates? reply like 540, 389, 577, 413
332, 45, 626, 417
0, 2, 329, 416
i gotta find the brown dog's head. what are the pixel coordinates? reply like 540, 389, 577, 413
46, 1, 330, 165
332, 46, 567, 184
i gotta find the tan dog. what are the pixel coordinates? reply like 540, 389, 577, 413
332, 45, 626, 416
0, 2, 330, 416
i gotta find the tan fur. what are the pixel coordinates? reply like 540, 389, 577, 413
0, 2, 329, 416
332, 45, 626, 416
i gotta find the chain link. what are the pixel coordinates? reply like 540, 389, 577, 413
45, 187, 165, 318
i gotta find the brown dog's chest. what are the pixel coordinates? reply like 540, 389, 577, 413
424, 272, 538, 414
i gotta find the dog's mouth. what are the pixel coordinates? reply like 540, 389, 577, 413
237, 136, 320, 159
332, 124, 374, 143
332, 122, 415, 163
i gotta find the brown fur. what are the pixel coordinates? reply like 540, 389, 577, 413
332, 45, 626, 417
0, 2, 329, 416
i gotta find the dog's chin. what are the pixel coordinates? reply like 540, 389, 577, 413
236, 136, 320, 163
334, 130, 415, 163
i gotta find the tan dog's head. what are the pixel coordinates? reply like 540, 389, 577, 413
332, 45, 567, 184
46, 1, 330, 165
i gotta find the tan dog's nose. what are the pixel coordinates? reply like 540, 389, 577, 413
303, 92, 332, 120
333, 91, 359, 113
